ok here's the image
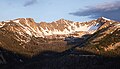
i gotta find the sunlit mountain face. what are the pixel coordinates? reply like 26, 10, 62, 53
0, 17, 114, 39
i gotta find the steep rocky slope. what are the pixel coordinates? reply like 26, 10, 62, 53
75, 22, 120, 57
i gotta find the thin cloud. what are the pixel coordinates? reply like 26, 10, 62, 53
69, 1, 120, 21
24, 0, 37, 7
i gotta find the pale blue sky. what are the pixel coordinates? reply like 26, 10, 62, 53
0, 0, 118, 22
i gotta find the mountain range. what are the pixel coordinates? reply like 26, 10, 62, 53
0, 17, 114, 38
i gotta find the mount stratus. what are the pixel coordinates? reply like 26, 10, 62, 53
0, 17, 120, 63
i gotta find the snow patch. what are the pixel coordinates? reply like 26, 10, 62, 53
13, 20, 20, 23
101, 17, 110, 21
4, 20, 10, 22
0, 23, 5, 28
116, 23, 120, 26
89, 23, 101, 31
